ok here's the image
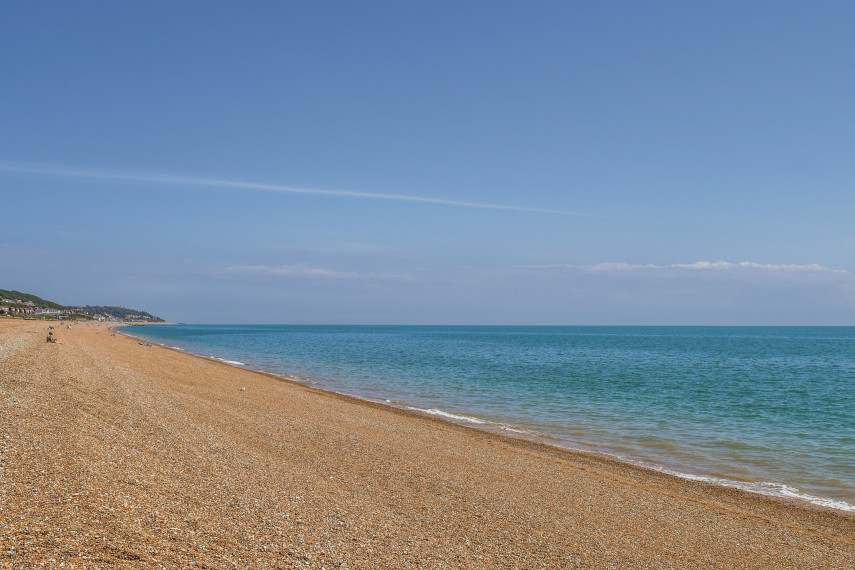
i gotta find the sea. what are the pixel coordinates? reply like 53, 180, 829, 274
119, 324, 855, 512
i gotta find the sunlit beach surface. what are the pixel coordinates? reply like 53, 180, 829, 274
1, 319, 853, 568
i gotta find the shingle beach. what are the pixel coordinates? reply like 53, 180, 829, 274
1, 320, 853, 568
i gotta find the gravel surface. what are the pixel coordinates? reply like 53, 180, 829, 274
1, 319, 853, 568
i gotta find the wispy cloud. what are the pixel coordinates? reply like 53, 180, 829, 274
0, 160, 593, 216
224, 264, 361, 279
222, 263, 412, 281
0, 243, 49, 257
524, 261, 849, 274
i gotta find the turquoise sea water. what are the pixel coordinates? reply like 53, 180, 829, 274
121, 325, 855, 511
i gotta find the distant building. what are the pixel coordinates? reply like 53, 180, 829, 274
35, 308, 61, 315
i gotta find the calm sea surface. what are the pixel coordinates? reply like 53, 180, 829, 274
120, 325, 855, 511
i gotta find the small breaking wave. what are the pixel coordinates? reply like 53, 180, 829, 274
215, 357, 246, 366
403, 406, 541, 438
606, 455, 855, 512
406, 407, 486, 424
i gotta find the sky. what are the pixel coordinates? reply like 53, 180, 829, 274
2, 1, 854, 324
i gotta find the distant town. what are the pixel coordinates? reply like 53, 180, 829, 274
0, 289, 165, 322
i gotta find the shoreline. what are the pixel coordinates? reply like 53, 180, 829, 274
116, 323, 855, 514
3, 319, 853, 567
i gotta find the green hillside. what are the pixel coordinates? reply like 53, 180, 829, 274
0, 289, 67, 310
1, 289, 165, 321
71, 305, 165, 322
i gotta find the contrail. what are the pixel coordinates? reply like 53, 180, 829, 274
0, 161, 597, 217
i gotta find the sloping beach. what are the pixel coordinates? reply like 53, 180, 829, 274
1, 320, 853, 568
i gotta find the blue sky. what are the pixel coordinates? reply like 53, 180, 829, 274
2, 1, 854, 324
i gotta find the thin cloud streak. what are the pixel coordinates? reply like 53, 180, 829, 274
225, 264, 362, 279
222, 263, 413, 281
0, 161, 593, 216
523, 261, 849, 274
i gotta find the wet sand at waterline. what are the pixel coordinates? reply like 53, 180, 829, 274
1, 319, 852, 568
